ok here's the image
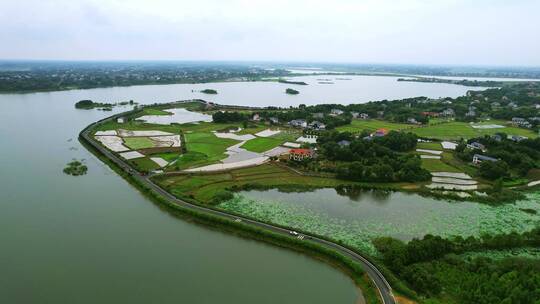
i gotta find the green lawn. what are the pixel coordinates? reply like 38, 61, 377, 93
129, 157, 160, 172
241, 137, 283, 153
413, 121, 538, 140
421, 158, 462, 173
417, 142, 443, 150
151, 152, 181, 162
237, 124, 268, 135
336, 119, 414, 133
123, 137, 155, 149
178, 132, 239, 169
141, 108, 173, 116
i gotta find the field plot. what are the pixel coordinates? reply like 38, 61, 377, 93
219, 189, 540, 255
123, 137, 155, 150
336, 120, 413, 133
413, 121, 538, 140
176, 132, 239, 169
129, 157, 161, 172
241, 137, 283, 153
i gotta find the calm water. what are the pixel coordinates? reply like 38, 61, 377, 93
0, 74, 487, 108
0, 76, 488, 303
222, 189, 540, 255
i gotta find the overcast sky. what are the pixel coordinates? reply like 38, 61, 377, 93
1, 0, 539, 66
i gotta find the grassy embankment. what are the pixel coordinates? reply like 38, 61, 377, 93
141, 108, 173, 116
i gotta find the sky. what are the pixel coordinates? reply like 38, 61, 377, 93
1, 0, 539, 66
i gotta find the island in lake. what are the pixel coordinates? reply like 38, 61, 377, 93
200, 89, 218, 94
278, 79, 308, 85
285, 88, 299, 94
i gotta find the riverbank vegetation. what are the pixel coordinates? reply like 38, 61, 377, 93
374, 228, 540, 303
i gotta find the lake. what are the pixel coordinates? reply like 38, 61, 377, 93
0, 75, 492, 303
1, 74, 487, 108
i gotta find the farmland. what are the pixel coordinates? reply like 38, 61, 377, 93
123, 137, 155, 150
336, 119, 413, 133
412, 120, 538, 140
241, 137, 284, 152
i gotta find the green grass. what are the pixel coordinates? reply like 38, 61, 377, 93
141, 108, 173, 116
179, 132, 239, 169
130, 157, 160, 172
417, 142, 442, 150
151, 152, 181, 163
413, 121, 538, 140
237, 124, 268, 135
336, 120, 414, 133
421, 158, 462, 173
123, 137, 155, 150
241, 137, 283, 153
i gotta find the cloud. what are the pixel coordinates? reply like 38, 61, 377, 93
0, 0, 538, 65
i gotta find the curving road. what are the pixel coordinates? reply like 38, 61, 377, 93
80, 111, 396, 304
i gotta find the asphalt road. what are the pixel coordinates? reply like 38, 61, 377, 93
80, 113, 396, 304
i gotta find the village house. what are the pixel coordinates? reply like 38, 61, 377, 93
472, 154, 498, 165
288, 119, 307, 128
289, 149, 315, 161
407, 117, 419, 124
337, 140, 351, 147
535, 104, 540, 109
510, 135, 528, 142
373, 128, 389, 137
269, 117, 279, 124
330, 109, 344, 116
252, 113, 260, 121
467, 141, 486, 152
440, 108, 455, 117
512, 117, 532, 128
359, 113, 369, 119
491, 102, 501, 108
492, 134, 503, 142
421, 111, 439, 118
308, 121, 326, 130
312, 112, 324, 119
508, 102, 518, 109
117, 117, 125, 123
465, 105, 476, 117
351, 112, 359, 119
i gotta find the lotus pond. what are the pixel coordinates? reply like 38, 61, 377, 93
219, 189, 540, 256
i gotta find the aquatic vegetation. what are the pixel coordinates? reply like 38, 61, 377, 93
219, 189, 540, 256
63, 160, 88, 176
